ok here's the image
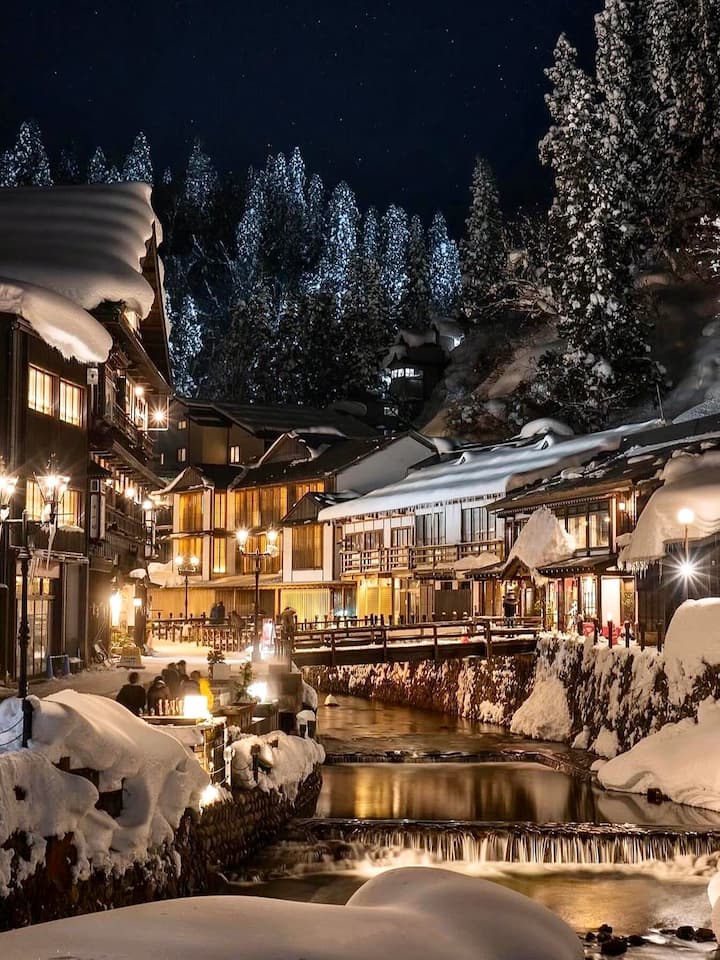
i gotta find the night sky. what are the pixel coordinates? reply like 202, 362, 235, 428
1, 0, 603, 231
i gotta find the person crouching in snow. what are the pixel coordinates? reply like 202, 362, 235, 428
146, 676, 170, 714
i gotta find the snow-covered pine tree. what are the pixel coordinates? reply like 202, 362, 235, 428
169, 295, 204, 395
122, 131, 153, 184
461, 156, 504, 321
305, 173, 326, 267
428, 211, 461, 318
316, 181, 360, 308
379, 204, 409, 325
400, 215, 431, 330
284, 146, 309, 281
235, 173, 266, 301
0, 120, 53, 187
535, 32, 659, 430
183, 140, 218, 212
87, 147, 109, 183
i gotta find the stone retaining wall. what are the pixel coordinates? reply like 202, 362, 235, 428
303, 655, 537, 725
305, 638, 720, 756
0, 768, 322, 932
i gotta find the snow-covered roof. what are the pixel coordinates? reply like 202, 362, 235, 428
0, 183, 163, 363
318, 421, 657, 521
619, 450, 720, 566
504, 506, 575, 582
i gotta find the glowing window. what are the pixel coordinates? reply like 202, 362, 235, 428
59, 380, 83, 426
28, 366, 54, 416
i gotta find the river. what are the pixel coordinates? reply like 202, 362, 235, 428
231, 695, 720, 957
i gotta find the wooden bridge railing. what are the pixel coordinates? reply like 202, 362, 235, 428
291, 617, 541, 667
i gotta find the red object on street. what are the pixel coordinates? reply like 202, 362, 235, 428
461, 632, 469, 644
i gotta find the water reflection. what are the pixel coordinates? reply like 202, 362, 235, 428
237, 866, 713, 939
316, 763, 720, 829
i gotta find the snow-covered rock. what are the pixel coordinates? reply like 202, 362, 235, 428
230, 730, 324, 800
598, 698, 720, 811
301, 679, 318, 710
590, 726, 620, 758
510, 676, 571, 741
0, 867, 583, 960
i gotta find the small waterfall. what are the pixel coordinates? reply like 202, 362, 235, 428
297, 819, 720, 866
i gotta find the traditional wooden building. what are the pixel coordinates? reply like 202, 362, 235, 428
319, 419, 655, 622
154, 430, 436, 623
0, 183, 170, 677
153, 398, 379, 478
490, 413, 720, 641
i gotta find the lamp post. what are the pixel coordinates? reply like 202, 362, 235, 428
236, 527, 279, 661
677, 507, 695, 602
0, 456, 67, 746
175, 553, 200, 620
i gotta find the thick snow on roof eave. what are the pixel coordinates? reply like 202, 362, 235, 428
0, 183, 161, 319
0, 277, 112, 364
318, 420, 658, 522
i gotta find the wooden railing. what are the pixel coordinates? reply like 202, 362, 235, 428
291, 617, 540, 667
339, 539, 503, 575
148, 616, 252, 652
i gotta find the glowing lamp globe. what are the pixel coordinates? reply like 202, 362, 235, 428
677, 507, 695, 526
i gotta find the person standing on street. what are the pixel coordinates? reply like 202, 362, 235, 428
116, 672, 146, 716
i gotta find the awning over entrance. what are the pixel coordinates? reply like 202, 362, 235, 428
538, 554, 618, 577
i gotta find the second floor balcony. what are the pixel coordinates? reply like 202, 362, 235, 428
93, 400, 156, 461
340, 539, 503, 576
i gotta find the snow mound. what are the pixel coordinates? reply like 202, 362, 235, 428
591, 726, 620, 759
517, 417, 575, 439
301, 679, 319, 710
709, 870, 720, 939
0, 867, 582, 960
510, 677, 572, 742
598, 698, 720, 811
620, 450, 720, 566
0, 691, 208, 889
0, 183, 162, 363
230, 730, 324, 800
505, 506, 575, 582
664, 599, 720, 701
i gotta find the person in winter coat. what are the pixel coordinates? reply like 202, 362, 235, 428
146, 676, 170, 714
181, 670, 202, 695
116, 672, 146, 716
161, 662, 181, 698
279, 606, 297, 661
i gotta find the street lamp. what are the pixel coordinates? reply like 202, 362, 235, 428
0, 455, 67, 746
175, 553, 200, 620
677, 507, 695, 601
236, 526, 279, 661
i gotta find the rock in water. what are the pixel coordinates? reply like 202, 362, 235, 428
600, 938, 627, 956
324, 694, 339, 707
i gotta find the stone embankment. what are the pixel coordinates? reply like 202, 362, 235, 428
0, 768, 322, 932
304, 636, 720, 755
304, 655, 537, 726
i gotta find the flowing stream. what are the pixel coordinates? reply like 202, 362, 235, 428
231, 696, 720, 957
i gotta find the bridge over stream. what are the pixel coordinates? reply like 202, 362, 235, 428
290, 618, 540, 667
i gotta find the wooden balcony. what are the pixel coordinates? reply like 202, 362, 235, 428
340, 540, 503, 576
